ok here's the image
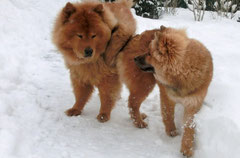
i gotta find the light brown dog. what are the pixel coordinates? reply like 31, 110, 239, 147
118, 26, 213, 157
52, 0, 136, 122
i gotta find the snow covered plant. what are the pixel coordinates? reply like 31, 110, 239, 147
161, 0, 178, 15
213, 0, 239, 19
134, 0, 163, 19
184, 0, 206, 21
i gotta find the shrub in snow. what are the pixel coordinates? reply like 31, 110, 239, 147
101, 0, 115, 2
160, 0, 179, 15
238, 17, 240, 22
184, 0, 206, 21
213, 0, 239, 19
178, 0, 188, 8
133, 0, 163, 19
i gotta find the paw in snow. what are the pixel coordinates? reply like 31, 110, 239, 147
130, 112, 148, 128
181, 144, 193, 157
134, 120, 148, 128
141, 113, 147, 120
165, 124, 178, 137
97, 113, 110, 123
167, 130, 178, 137
65, 108, 82, 116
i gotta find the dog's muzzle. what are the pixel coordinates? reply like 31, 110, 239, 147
84, 47, 93, 57
134, 54, 155, 73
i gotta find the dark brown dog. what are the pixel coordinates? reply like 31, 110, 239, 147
52, 0, 136, 122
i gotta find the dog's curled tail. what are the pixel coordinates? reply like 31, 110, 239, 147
117, 0, 134, 8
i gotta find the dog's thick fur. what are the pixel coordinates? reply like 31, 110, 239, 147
117, 30, 159, 127
52, 0, 136, 122
118, 26, 213, 157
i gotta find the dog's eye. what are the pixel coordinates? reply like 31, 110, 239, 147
77, 34, 83, 39
91, 35, 96, 39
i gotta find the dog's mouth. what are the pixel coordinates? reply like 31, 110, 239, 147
76, 52, 94, 60
73, 54, 91, 65
134, 55, 155, 73
76, 56, 85, 62
140, 65, 155, 72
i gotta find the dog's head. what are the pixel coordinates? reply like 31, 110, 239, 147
53, 2, 116, 65
134, 25, 187, 77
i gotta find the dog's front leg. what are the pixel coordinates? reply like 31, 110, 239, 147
181, 103, 202, 157
97, 74, 121, 122
158, 83, 178, 137
65, 77, 94, 116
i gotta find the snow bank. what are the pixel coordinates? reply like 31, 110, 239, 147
0, 1, 240, 157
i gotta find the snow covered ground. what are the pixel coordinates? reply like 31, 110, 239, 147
1, 0, 240, 158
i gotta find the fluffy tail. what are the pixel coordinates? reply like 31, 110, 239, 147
117, 0, 134, 8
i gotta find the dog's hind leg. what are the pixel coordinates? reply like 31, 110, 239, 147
97, 74, 121, 122
127, 75, 155, 128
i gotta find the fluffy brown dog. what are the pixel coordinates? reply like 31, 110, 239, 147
52, 0, 136, 122
118, 26, 213, 157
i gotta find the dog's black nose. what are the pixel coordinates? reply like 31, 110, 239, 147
134, 56, 145, 65
84, 47, 93, 57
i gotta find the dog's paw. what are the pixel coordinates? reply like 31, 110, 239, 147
141, 113, 147, 120
134, 120, 148, 128
181, 145, 193, 157
97, 113, 110, 123
166, 129, 178, 137
65, 108, 82, 116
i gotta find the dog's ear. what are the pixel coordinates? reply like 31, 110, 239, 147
154, 32, 162, 42
94, 4, 118, 30
62, 2, 76, 24
150, 32, 160, 52
94, 4, 104, 13
160, 25, 166, 31
152, 32, 168, 55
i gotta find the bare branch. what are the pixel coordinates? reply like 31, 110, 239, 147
184, 0, 206, 21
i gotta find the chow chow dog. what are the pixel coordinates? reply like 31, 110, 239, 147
118, 26, 213, 157
52, 0, 136, 122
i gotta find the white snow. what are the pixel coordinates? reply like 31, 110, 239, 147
0, 0, 240, 158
